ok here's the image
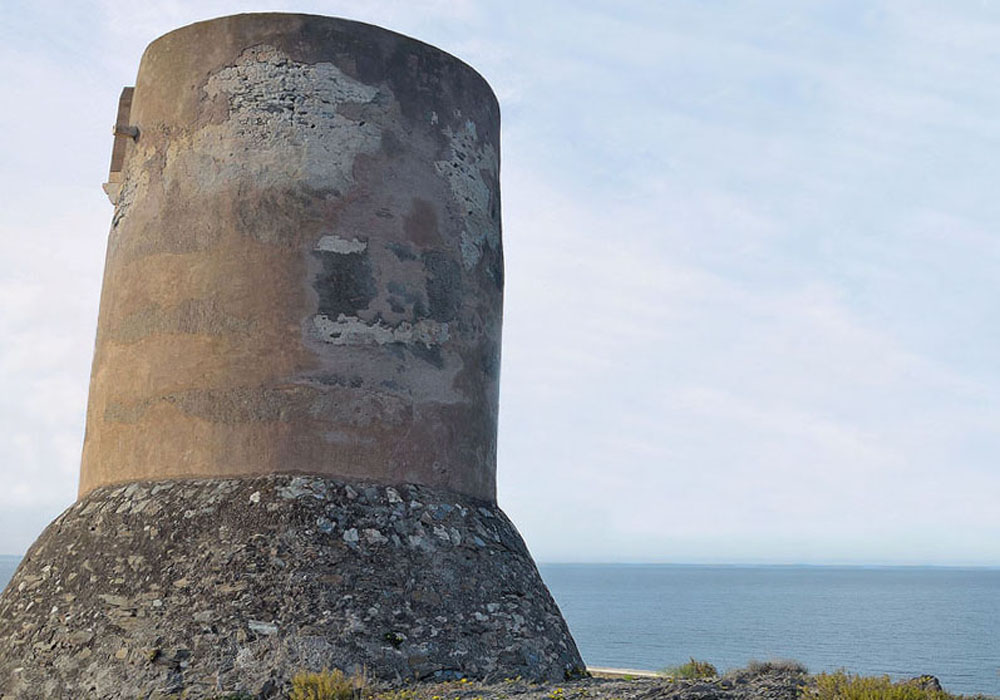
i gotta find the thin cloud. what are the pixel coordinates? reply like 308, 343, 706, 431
1, 1, 998, 564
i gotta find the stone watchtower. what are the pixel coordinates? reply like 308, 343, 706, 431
0, 14, 582, 698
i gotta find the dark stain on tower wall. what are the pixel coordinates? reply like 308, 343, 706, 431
313, 249, 378, 318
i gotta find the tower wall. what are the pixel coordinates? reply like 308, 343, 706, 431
81, 13, 503, 500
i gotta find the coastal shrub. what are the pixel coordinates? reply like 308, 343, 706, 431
804, 671, 951, 700
745, 658, 809, 675
290, 667, 369, 700
660, 658, 718, 679
722, 658, 808, 683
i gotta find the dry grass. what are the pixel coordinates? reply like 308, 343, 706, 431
660, 658, 718, 679
804, 671, 951, 700
289, 667, 369, 700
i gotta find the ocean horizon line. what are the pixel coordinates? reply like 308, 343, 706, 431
2, 553, 998, 570
538, 561, 1000, 570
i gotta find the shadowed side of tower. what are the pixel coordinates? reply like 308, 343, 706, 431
0, 14, 583, 698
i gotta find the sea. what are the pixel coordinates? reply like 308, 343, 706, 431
0, 558, 997, 696
539, 564, 1000, 697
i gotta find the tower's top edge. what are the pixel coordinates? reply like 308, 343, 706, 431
141, 12, 498, 107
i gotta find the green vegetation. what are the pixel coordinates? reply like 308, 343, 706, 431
181, 658, 997, 700
290, 668, 369, 700
803, 671, 951, 700
660, 657, 718, 679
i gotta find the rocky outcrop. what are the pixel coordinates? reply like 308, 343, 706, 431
0, 475, 583, 698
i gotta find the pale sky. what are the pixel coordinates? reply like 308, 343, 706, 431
1, 1, 998, 565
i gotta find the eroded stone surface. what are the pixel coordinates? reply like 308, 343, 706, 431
434, 121, 500, 270
0, 475, 583, 698
80, 14, 504, 501
197, 43, 382, 193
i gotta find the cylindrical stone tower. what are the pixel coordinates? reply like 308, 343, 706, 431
81, 12, 503, 501
0, 14, 582, 698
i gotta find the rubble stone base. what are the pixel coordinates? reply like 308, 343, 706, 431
0, 475, 584, 698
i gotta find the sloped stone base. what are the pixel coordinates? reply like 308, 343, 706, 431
0, 475, 583, 698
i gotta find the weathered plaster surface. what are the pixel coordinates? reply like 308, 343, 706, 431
194, 44, 381, 193
435, 121, 500, 270
79, 14, 503, 501
316, 235, 368, 254
107, 299, 256, 344
313, 314, 450, 346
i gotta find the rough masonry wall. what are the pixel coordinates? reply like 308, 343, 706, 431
0, 475, 584, 698
80, 14, 503, 500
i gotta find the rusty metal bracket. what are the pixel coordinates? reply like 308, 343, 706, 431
114, 124, 139, 140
